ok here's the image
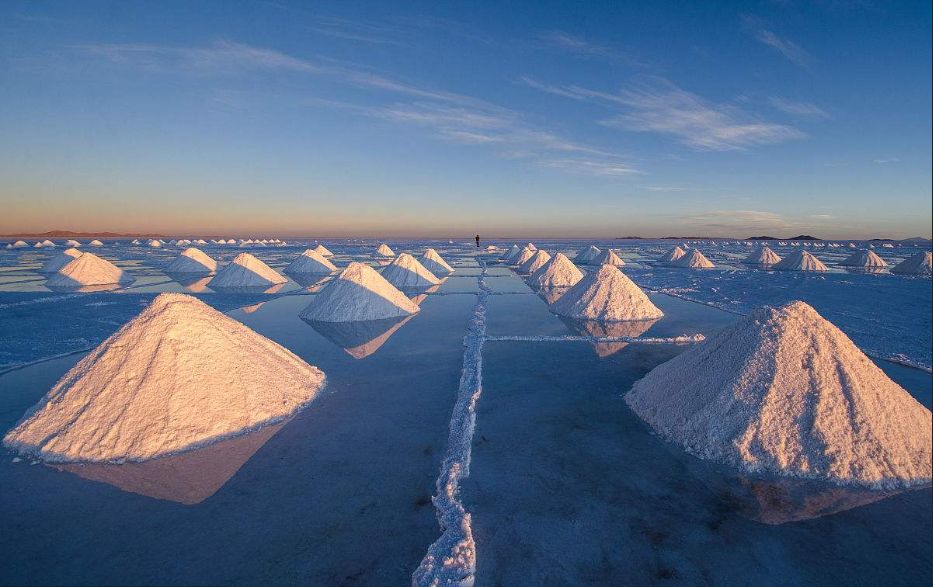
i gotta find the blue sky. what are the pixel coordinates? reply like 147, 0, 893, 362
1, 0, 930, 238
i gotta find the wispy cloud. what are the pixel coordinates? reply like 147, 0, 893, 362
538, 31, 642, 66
641, 185, 686, 192
769, 97, 829, 118
874, 157, 900, 164
306, 15, 409, 46
684, 209, 792, 231
742, 16, 812, 69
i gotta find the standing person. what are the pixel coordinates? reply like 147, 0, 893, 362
475, 234, 480, 248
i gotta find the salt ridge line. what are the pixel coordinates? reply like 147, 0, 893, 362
412, 260, 489, 587
485, 334, 706, 344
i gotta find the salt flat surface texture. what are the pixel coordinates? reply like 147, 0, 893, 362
299, 261, 420, 322
46, 252, 132, 287
40, 248, 82, 274
550, 264, 664, 321
528, 252, 584, 289
165, 247, 218, 275
284, 249, 336, 276
381, 253, 441, 288
420, 248, 455, 275
210, 253, 286, 287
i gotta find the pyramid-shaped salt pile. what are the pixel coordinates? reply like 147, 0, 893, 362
420, 248, 454, 275
299, 262, 420, 322
891, 251, 932, 276
46, 252, 133, 287
165, 247, 218, 275
773, 250, 827, 271
312, 244, 334, 257
840, 249, 888, 268
9, 240, 28, 248
381, 253, 441, 288
525, 242, 537, 251
575, 245, 601, 264
209, 253, 286, 288
529, 253, 584, 289
512, 247, 535, 267
549, 264, 663, 321
501, 244, 522, 262
518, 249, 552, 274
89, 240, 104, 247
659, 246, 686, 265
376, 243, 395, 257
672, 248, 715, 268
284, 249, 336, 276
40, 239, 56, 248
745, 246, 782, 265
65, 239, 82, 247
3, 293, 326, 463
40, 248, 83, 274
589, 249, 625, 267
148, 239, 162, 248
625, 301, 932, 489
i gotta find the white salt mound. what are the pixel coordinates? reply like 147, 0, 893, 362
381, 253, 441, 288
2, 293, 326, 463
525, 242, 537, 251
550, 264, 663, 321
376, 243, 395, 257
745, 246, 782, 265
285, 249, 336, 276
47, 252, 133, 287
299, 262, 420, 322
528, 253, 584, 289
420, 248, 454, 275
41, 248, 83, 274
165, 247, 218, 275
891, 251, 932, 276
313, 244, 334, 257
41, 239, 56, 247
625, 301, 932, 489
672, 248, 715, 268
840, 249, 887, 268
659, 246, 686, 265
773, 250, 828, 272
501, 244, 522, 262
13, 240, 28, 248
575, 245, 602, 264
512, 247, 535, 267
518, 249, 552, 274
589, 249, 625, 267
209, 253, 286, 288
65, 239, 82, 247
148, 239, 162, 248
88, 240, 104, 247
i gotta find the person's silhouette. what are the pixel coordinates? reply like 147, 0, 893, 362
475, 234, 480, 247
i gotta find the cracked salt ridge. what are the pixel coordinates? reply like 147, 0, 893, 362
485, 334, 705, 344
413, 261, 489, 587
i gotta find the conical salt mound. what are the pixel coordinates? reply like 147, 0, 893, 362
745, 246, 782, 265
313, 244, 334, 257
512, 247, 535, 267
672, 248, 714, 268
549, 264, 663, 321
285, 249, 337, 276
518, 249, 551, 274
209, 253, 286, 288
529, 253, 584, 289
589, 249, 625, 267
376, 243, 395, 257
2, 293, 326, 463
46, 252, 133, 287
891, 251, 932, 276
840, 249, 887, 268
773, 250, 827, 272
65, 239, 82, 247
501, 244, 522, 262
420, 248, 454, 275
625, 301, 932, 489
575, 245, 601, 264
165, 247, 218, 275
299, 262, 420, 322
88, 240, 104, 247
148, 239, 162, 248
381, 253, 441, 288
525, 242, 537, 251
41, 248, 83, 274
659, 246, 686, 265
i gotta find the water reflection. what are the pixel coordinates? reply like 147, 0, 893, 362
167, 274, 213, 293
404, 283, 441, 306
290, 274, 332, 291
45, 283, 122, 293
302, 315, 415, 359
209, 283, 285, 295
560, 317, 659, 357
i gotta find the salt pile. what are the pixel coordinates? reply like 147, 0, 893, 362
40, 248, 83, 274
528, 253, 584, 289
148, 239, 162, 248
420, 248, 455, 275
745, 246, 782, 265
575, 245, 602, 264
46, 252, 133, 287
525, 242, 537, 251
88, 240, 104, 247
659, 246, 686, 265
131, 239, 141, 245
672, 248, 715, 268
512, 247, 535, 267
209, 253, 286, 288
165, 247, 218, 275
65, 239, 82, 247
376, 243, 395, 257
313, 244, 334, 257
6, 240, 28, 249
40, 239, 56, 248
891, 251, 932, 275
381, 253, 441, 288
517, 249, 552, 274
299, 262, 420, 322
501, 244, 522, 262
840, 249, 888, 268
589, 249, 625, 267
773, 250, 828, 271
284, 249, 336, 276
549, 264, 664, 321
625, 301, 932, 489
3, 293, 326, 463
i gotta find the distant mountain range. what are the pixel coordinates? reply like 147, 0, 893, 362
1, 230, 164, 238
748, 235, 821, 241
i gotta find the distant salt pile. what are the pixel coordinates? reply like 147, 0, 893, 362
891, 251, 932, 276
745, 246, 782, 265
376, 243, 395, 257
528, 253, 583, 289
299, 262, 420, 322
840, 249, 887, 268
284, 249, 336, 276
41, 239, 56, 248
313, 244, 334, 257
148, 239, 162, 248
550, 264, 663, 321
659, 246, 686, 265
501, 244, 522, 262
420, 248, 454, 275
381, 253, 441, 288
88, 239, 103, 247
209, 253, 286, 288
65, 239, 82, 247
8, 240, 28, 249
575, 245, 601, 264
773, 250, 828, 272
518, 249, 552, 274
46, 252, 132, 288
131, 239, 141, 245
672, 248, 715, 269
195, 239, 208, 245
589, 249, 625, 267
165, 247, 218, 275
626, 301, 932, 489
40, 248, 83, 274
512, 247, 535, 267
3, 293, 326, 463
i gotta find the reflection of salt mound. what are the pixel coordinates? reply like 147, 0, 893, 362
299, 262, 420, 322
174, 276, 213, 292
891, 251, 932, 275
575, 245, 601, 263
209, 253, 286, 288
512, 247, 535, 267
89, 240, 104, 247
302, 315, 415, 359
313, 244, 334, 257
773, 250, 827, 271
672, 248, 714, 268
659, 246, 686, 264
376, 243, 395, 257
561, 317, 657, 357
549, 264, 664, 321
40, 248, 82, 274
589, 249, 625, 267
745, 246, 782, 265
381, 253, 441, 288
625, 301, 932, 489
420, 248, 454, 275
528, 253, 583, 289
46, 252, 133, 287
284, 249, 336, 276
165, 247, 218, 275
501, 244, 521, 262
3, 293, 326, 463
840, 249, 887, 268
517, 249, 551, 274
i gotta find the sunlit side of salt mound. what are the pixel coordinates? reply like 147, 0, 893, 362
313, 244, 334, 257
148, 239, 162, 248
284, 249, 336, 276
376, 243, 395, 257
891, 250, 932, 275
40, 248, 82, 274
549, 264, 664, 322
517, 249, 551, 274
773, 250, 827, 271
381, 253, 441, 288
88, 239, 104, 247
209, 252, 286, 288
625, 300, 932, 489
840, 249, 887, 268
299, 261, 420, 322
529, 253, 583, 289
745, 246, 782, 265
659, 246, 686, 264
589, 249, 625, 267
165, 247, 218, 275
46, 252, 133, 287
512, 247, 535, 267
420, 248, 454, 275
2, 293, 326, 463
671, 248, 715, 268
